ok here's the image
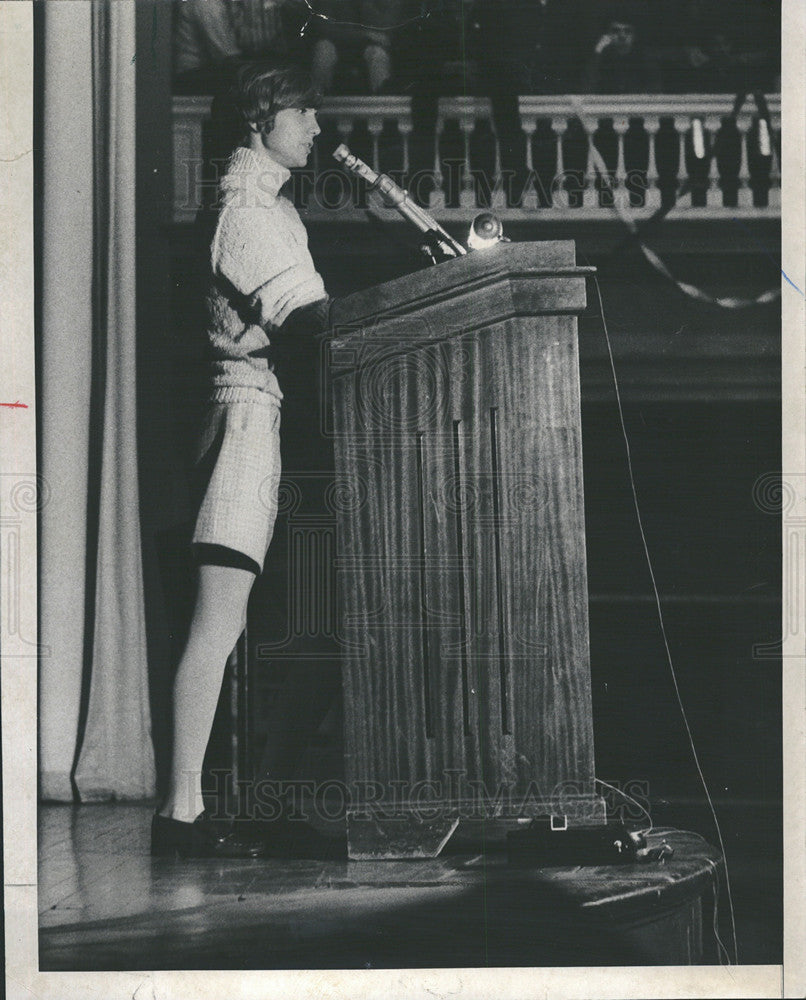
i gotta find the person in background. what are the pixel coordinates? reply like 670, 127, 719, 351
391, 0, 473, 206
653, 0, 779, 93
473, 0, 588, 207
686, 26, 779, 95
577, 6, 660, 209
581, 7, 660, 94
174, 0, 305, 94
652, 0, 714, 93
650, 0, 779, 206
309, 0, 404, 94
474, 0, 585, 97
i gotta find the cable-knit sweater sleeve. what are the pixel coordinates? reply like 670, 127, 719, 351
212, 198, 327, 331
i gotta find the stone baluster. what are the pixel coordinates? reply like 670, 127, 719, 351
583, 117, 598, 209
643, 114, 661, 209
550, 115, 568, 209
518, 113, 538, 209
673, 115, 691, 207
704, 115, 722, 209
367, 116, 383, 173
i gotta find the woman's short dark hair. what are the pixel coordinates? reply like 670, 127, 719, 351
231, 61, 323, 141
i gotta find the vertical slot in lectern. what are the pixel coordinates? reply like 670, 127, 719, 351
327, 241, 605, 859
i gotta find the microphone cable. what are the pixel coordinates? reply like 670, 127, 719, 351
589, 266, 739, 964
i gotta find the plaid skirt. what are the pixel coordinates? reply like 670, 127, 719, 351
191, 396, 282, 572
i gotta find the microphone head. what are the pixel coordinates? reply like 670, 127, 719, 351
332, 143, 350, 164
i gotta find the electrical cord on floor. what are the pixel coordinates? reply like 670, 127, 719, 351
705, 855, 735, 966
589, 268, 739, 965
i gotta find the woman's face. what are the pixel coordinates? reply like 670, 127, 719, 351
262, 107, 321, 169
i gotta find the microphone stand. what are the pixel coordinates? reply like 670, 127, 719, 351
333, 143, 467, 263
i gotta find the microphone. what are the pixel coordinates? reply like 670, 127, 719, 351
332, 143, 467, 260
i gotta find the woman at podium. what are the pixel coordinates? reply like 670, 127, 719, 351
151, 62, 330, 858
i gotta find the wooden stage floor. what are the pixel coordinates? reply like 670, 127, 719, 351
36, 802, 769, 971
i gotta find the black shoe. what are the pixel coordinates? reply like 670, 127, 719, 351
246, 817, 348, 861
151, 811, 267, 859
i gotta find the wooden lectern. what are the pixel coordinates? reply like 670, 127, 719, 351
326, 242, 605, 859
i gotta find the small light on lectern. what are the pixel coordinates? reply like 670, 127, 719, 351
468, 212, 503, 250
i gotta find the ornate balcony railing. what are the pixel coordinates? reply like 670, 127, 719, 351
173, 93, 780, 224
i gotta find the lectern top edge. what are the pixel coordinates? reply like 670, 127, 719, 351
330, 240, 592, 329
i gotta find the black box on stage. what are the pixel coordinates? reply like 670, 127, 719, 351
506, 821, 644, 867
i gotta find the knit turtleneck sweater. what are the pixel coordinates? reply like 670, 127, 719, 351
204, 144, 326, 403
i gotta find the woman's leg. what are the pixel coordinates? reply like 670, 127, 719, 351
159, 562, 256, 823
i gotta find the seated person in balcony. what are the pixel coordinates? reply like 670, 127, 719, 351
395, 0, 476, 99
391, 1, 472, 205
474, 0, 587, 207
309, 1, 403, 94
703, 31, 780, 95
581, 8, 661, 94
679, 28, 780, 96
652, 0, 714, 93
173, 0, 305, 94
577, 7, 660, 209
655, 0, 778, 93
476, 0, 586, 97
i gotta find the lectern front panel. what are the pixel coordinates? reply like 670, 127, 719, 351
328, 243, 604, 855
